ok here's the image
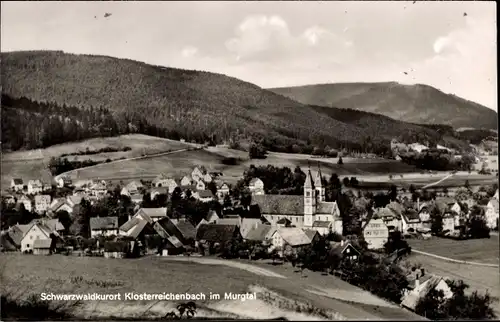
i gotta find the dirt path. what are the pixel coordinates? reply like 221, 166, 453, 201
55, 147, 200, 181
420, 172, 455, 189
411, 249, 499, 268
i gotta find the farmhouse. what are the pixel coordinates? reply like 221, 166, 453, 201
20, 221, 55, 253
244, 223, 274, 242
27, 180, 43, 194
402, 209, 421, 233
90, 216, 119, 237
215, 182, 230, 199
485, 197, 499, 229
442, 212, 455, 232
252, 167, 343, 235
329, 240, 361, 261
49, 198, 74, 214
269, 227, 319, 257
152, 174, 172, 188
375, 206, 402, 232
133, 207, 168, 223
362, 217, 389, 250
196, 224, 242, 255
401, 270, 453, 312
89, 182, 108, 198
248, 178, 265, 195
191, 167, 205, 182
154, 217, 196, 246
34, 195, 52, 214
180, 175, 194, 186
11, 178, 24, 191
56, 176, 73, 188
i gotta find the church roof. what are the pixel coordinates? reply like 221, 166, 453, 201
304, 169, 314, 189
316, 201, 338, 215
314, 165, 323, 187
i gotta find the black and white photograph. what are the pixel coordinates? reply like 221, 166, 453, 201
0, 1, 498, 320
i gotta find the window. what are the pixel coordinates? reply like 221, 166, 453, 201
30, 235, 33, 240
306, 191, 311, 197
26, 244, 30, 248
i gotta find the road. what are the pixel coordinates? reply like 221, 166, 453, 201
420, 172, 455, 189
54, 147, 201, 181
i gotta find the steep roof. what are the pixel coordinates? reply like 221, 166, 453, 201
8, 226, 26, 246
304, 170, 314, 189
120, 218, 149, 239
90, 216, 118, 231
244, 224, 273, 241
196, 224, 239, 242
249, 178, 263, 186
252, 195, 304, 215
316, 201, 338, 215
1, 233, 18, 251
312, 221, 332, 228
137, 207, 167, 220
276, 228, 311, 247
387, 201, 404, 218
216, 218, 241, 226
330, 241, 361, 257
276, 217, 292, 225
303, 229, 319, 242
12, 178, 23, 185
171, 219, 197, 240
402, 209, 420, 222
401, 275, 448, 311
44, 219, 65, 232
314, 165, 323, 187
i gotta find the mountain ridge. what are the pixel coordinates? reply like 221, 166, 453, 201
0, 50, 475, 153
268, 82, 497, 130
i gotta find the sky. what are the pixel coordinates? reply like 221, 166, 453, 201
1, 1, 497, 110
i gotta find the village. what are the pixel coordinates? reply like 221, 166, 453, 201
1, 160, 499, 317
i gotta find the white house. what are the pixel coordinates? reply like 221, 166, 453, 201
191, 167, 205, 183
401, 273, 453, 312
27, 180, 43, 194
180, 175, 193, 186
50, 198, 74, 214
402, 210, 422, 233
11, 178, 24, 192
269, 227, 317, 256
485, 198, 499, 229
56, 176, 72, 188
248, 178, 265, 195
216, 182, 230, 199
203, 173, 213, 183
442, 212, 455, 232
362, 217, 389, 250
89, 182, 108, 198
34, 195, 52, 214
196, 180, 206, 191
21, 222, 52, 253
89, 216, 119, 237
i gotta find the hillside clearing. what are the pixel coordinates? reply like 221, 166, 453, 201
407, 236, 500, 264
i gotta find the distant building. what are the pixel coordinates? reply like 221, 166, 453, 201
27, 180, 43, 194
401, 209, 421, 233
196, 190, 215, 202
362, 217, 389, 250
269, 227, 319, 257
56, 176, 73, 188
34, 195, 52, 214
133, 207, 168, 223
248, 178, 265, 195
11, 178, 24, 192
90, 216, 119, 237
18, 196, 33, 212
485, 197, 499, 229
215, 182, 230, 200
20, 222, 53, 253
401, 270, 453, 312
329, 240, 361, 261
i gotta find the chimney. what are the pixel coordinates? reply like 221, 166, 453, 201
417, 197, 420, 211
341, 239, 345, 247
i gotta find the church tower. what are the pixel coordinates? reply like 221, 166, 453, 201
304, 167, 315, 227
314, 163, 325, 202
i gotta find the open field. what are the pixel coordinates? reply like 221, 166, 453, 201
54, 145, 421, 186
0, 253, 424, 320
408, 236, 500, 265
406, 253, 500, 317
1, 135, 196, 189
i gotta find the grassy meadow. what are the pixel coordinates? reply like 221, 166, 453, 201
407, 236, 500, 265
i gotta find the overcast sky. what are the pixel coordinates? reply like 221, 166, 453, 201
1, 1, 497, 110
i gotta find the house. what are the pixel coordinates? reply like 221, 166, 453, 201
401, 209, 421, 233
67, 195, 84, 208
33, 239, 52, 255
180, 175, 194, 186
126, 181, 144, 194
202, 173, 213, 183
362, 217, 389, 250
3, 194, 16, 205
418, 203, 432, 230
251, 167, 343, 235
197, 190, 215, 202
42, 183, 52, 192
485, 197, 499, 229
376, 206, 402, 232
154, 217, 196, 246
329, 240, 361, 261
152, 174, 172, 188
49, 198, 74, 214
442, 212, 455, 232
450, 202, 463, 215
196, 224, 242, 255
162, 179, 179, 193
1, 232, 18, 252
269, 227, 317, 257
205, 210, 220, 223
248, 178, 265, 195
401, 270, 453, 312
11, 178, 24, 191
34, 195, 52, 214
56, 176, 73, 188
18, 196, 33, 212
89, 182, 108, 198
27, 180, 43, 194
408, 143, 429, 153
20, 222, 54, 253
133, 207, 168, 223
90, 216, 119, 237
191, 167, 205, 183
244, 223, 273, 242
215, 182, 230, 199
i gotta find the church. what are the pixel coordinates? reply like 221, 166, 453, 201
251, 166, 343, 236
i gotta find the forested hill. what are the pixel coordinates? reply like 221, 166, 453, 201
269, 82, 498, 130
0, 51, 470, 153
